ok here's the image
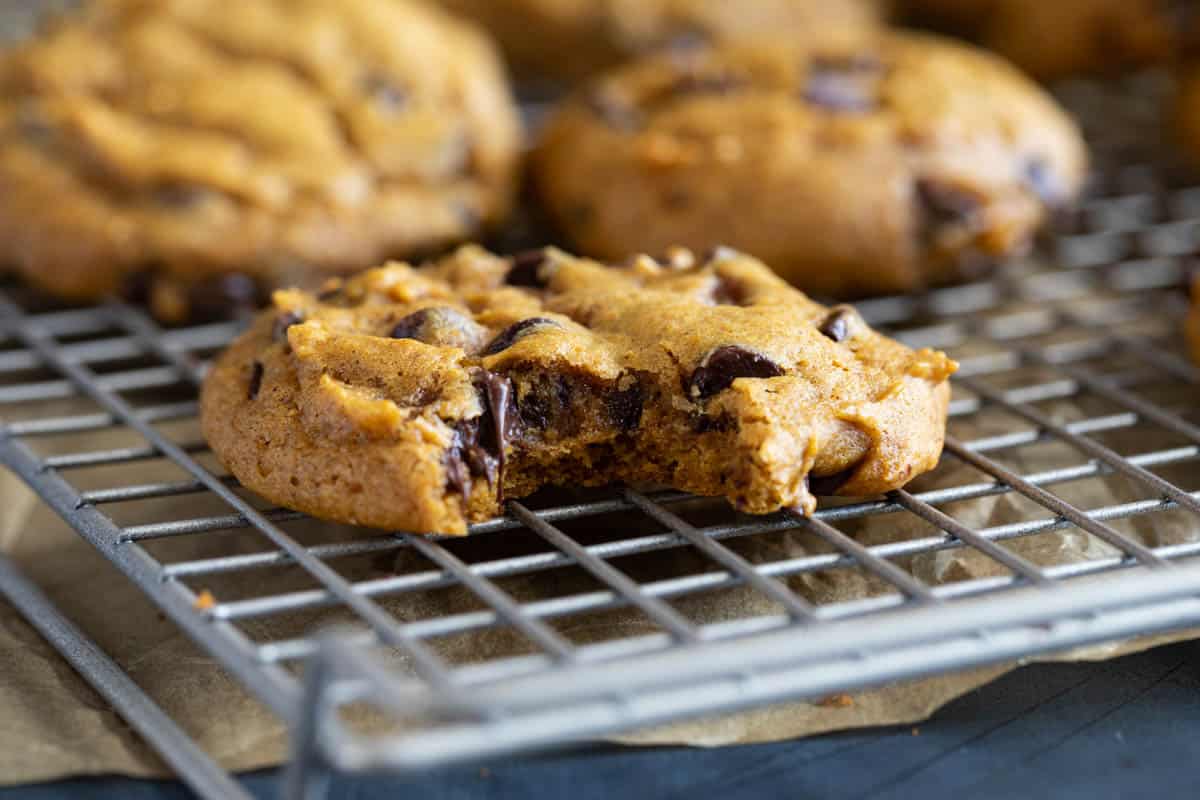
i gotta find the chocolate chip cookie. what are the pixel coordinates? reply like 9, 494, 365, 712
0, 0, 521, 321
898, 0, 1194, 80
201, 245, 956, 535
533, 31, 1087, 299
437, 0, 884, 84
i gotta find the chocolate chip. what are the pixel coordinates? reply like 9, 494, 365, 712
585, 88, 641, 131
272, 311, 304, 343
688, 346, 785, 400
669, 71, 746, 97
316, 284, 343, 302
390, 307, 484, 351
712, 274, 747, 305
818, 306, 858, 343
608, 378, 644, 431
481, 317, 561, 356
361, 72, 408, 111
1023, 157, 1064, 208
660, 26, 710, 53
247, 361, 264, 400
120, 271, 154, 305
516, 375, 572, 430
389, 309, 434, 341
915, 178, 981, 240
476, 371, 518, 494
802, 54, 885, 113
694, 413, 735, 433
151, 183, 208, 209
189, 273, 261, 320
506, 249, 549, 288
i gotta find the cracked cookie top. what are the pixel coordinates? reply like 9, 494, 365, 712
0, 0, 521, 319
201, 245, 957, 535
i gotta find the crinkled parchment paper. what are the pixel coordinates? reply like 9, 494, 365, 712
1, 388, 1198, 784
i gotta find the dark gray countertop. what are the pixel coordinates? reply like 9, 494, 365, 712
4, 638, 1198, 799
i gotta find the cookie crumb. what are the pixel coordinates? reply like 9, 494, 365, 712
193, 589, 216, 611
817, 693, 854, 708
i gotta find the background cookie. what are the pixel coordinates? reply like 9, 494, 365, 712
533, 31, 1087, 299
201, 246, 954, 535
898, 0, 1196, 81
437, 0, 884, 84
0, 0, 521, 320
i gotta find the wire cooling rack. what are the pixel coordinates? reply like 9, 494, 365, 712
6, 72, 1200, 798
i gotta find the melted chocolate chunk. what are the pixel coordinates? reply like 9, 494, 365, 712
608, 378, 645, 431
444, 426, 473, 501
506, 249, 549, 288
517, 375, 572, 430
481, 317, 561, 356
272, 311, 304, 343
688, 346, 785, 400
247, 361, 264, 400
818, 306, 855, 343
915, 178, 981, 240
189, 273, 261, 320
445, 372, 519, 500
361, 71, 408, 111
694, 413, 735, 434
802, 54, 885, 113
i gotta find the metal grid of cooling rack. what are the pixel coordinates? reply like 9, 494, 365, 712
4, 73, 1200, 798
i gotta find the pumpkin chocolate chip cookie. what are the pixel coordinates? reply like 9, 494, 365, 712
533, 30, 1087, 298
0, 0, 521, 321
200, 245, 957, 535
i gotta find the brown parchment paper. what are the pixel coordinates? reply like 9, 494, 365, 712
2, 386, 1199, 785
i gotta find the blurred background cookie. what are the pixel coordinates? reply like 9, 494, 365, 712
533, 30, 1087, 299
898, 0, 1196, 81
0, 0, 521, 321
437, 0, 885, 85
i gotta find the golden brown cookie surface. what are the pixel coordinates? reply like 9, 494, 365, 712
438, 0, 883, 83
0, 0, 521, 320
533, 31, 1087, 298
201, 246, 956, 535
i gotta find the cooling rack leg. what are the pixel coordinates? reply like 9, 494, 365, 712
0, 553, 252, 800
282, 649, 334, 800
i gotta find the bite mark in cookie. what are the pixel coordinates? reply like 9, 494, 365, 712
201, 246, 956, 534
